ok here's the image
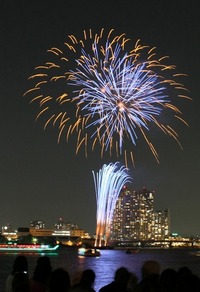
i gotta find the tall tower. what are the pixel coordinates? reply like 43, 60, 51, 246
152, 209, 170, 240
110, 187, 160, 241
133, 187, 155, 240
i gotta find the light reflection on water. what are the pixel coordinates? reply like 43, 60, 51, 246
0, 248, 200, 292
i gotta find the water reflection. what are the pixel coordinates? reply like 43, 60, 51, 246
0, 248, 199, 292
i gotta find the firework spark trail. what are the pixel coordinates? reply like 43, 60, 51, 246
92, 162, 132, 246
24, 28, 191, 166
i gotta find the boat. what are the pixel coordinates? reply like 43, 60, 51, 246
78, 247, 101, 257
125, 248, 140, 254
0, 243, 59, 253
189, 250, 200, 256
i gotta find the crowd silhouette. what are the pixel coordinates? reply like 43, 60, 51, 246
5, 255, 200, 292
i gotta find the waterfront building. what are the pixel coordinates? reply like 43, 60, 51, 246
30, 220, 45, 229
110, 186, 170, 242
71, 228, 85, 237
53, 218, 87, 236
29, 228, 53, 237
29, 220, 52, 236
1, 224, 17, 241
152, 209, 170, 240
0, 217, 90, 245
54, 217, 77, 230
17, 227, 30, 237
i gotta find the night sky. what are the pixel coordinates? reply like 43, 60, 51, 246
1, 0, 199, 236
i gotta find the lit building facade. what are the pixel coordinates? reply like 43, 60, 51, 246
54, 218, 79, 231
30, 220, 45, 229
110, 186, 170, 241
152, 209, 170, 240
1, 224, 18, 241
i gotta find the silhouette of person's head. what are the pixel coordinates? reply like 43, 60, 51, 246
141, 260, 160, 279
114, 267, 131, 286
160, 268, 177, 290
48, 268, 70, 292
33, 255, 52, 282
80, 269, 95, 287
177, 273, 200, 292
177, 266, 192, 278
12, 255, 28, 275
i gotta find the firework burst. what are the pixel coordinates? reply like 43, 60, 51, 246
92, 162, 132, 246
24, 28, 191, 166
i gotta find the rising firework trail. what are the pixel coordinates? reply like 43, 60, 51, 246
24, 28, 191, 166
92, 162, 132, 246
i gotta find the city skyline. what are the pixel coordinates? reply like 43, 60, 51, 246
1, 0, 199, 236
0, 184, 197, 238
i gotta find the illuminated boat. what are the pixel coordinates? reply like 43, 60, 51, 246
78, 247, 101, 257
0, 243, 59, 253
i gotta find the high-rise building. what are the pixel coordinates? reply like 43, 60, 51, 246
110, 186, 170, 242
152, 209, 170, 240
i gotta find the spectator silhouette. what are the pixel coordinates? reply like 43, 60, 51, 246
12, 271, 30, 292
159, 268, 177, 292
30, 256, 52, 292
176, 266, 200, 292
177, 266, 192, 280
99, 267, 131, 292
71, 271, 83, 287
127, 272, 138, 292
46, 267, 71, 292
70, 269, 96, 292
134, 260, 160, 292
5, 255, 28, 292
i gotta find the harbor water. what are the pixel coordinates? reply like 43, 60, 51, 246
0, 247, 199, 291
